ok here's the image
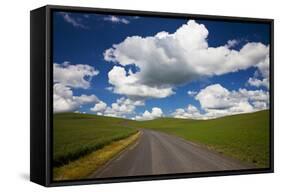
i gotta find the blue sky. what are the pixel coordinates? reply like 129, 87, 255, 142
53, 11, 270, 120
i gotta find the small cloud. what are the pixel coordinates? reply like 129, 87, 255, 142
172, 105, 202, 119
226, 39, 239, 48
134, 107, 163, 121
104, 15, 130, 24
54, 62, 99, 89
92, 97, 144, 118
247, 77, 269, 89
59, 12, 88, 29
53, 83, 100, 113
105, 87, 114, 91
187, 90, 197, 97
90, 101, 107, 112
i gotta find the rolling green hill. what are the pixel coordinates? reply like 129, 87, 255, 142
53, 113, 137, 167
54, 110, 270, 169
129, 110, 270, 168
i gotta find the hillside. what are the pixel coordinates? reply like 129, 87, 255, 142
53, 113, 137, 166
131, 110, 270, 168
54, 110, 270, 169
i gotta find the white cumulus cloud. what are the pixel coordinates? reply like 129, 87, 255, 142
93, 97, 144, 118
90, 101, 107, 113
194, 84, 269, 118
172, 84, 269, 120
53, 62, 100, 113
53, 83, 99, 113
54, 62, 99, 89
247, 55, 270, 89
172, 105, 202, 119
247, 77, 269, 89
104, 20, 269, 99
135, 107, 163, 121
107, 66, 174, 99
196, 84, 234, 110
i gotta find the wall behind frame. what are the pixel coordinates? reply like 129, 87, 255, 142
0, 0, 280, 191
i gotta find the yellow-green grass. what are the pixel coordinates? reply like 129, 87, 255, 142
129, 110, 270, 168
53, 131, 140, 180
53, 113, 137, 167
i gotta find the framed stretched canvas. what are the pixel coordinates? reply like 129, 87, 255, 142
30, 5, 274, 187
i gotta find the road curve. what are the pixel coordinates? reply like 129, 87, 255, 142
90, 129, 252, 178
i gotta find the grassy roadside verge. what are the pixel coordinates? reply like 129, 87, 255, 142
53, 131, 140, 181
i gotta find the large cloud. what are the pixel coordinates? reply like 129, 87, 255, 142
54, 83, 99, 113
54, 62, 99, 89
104, 20, 269, 99
134, 107, 163, 121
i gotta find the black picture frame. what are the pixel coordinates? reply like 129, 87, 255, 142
30, 5, 274, 187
